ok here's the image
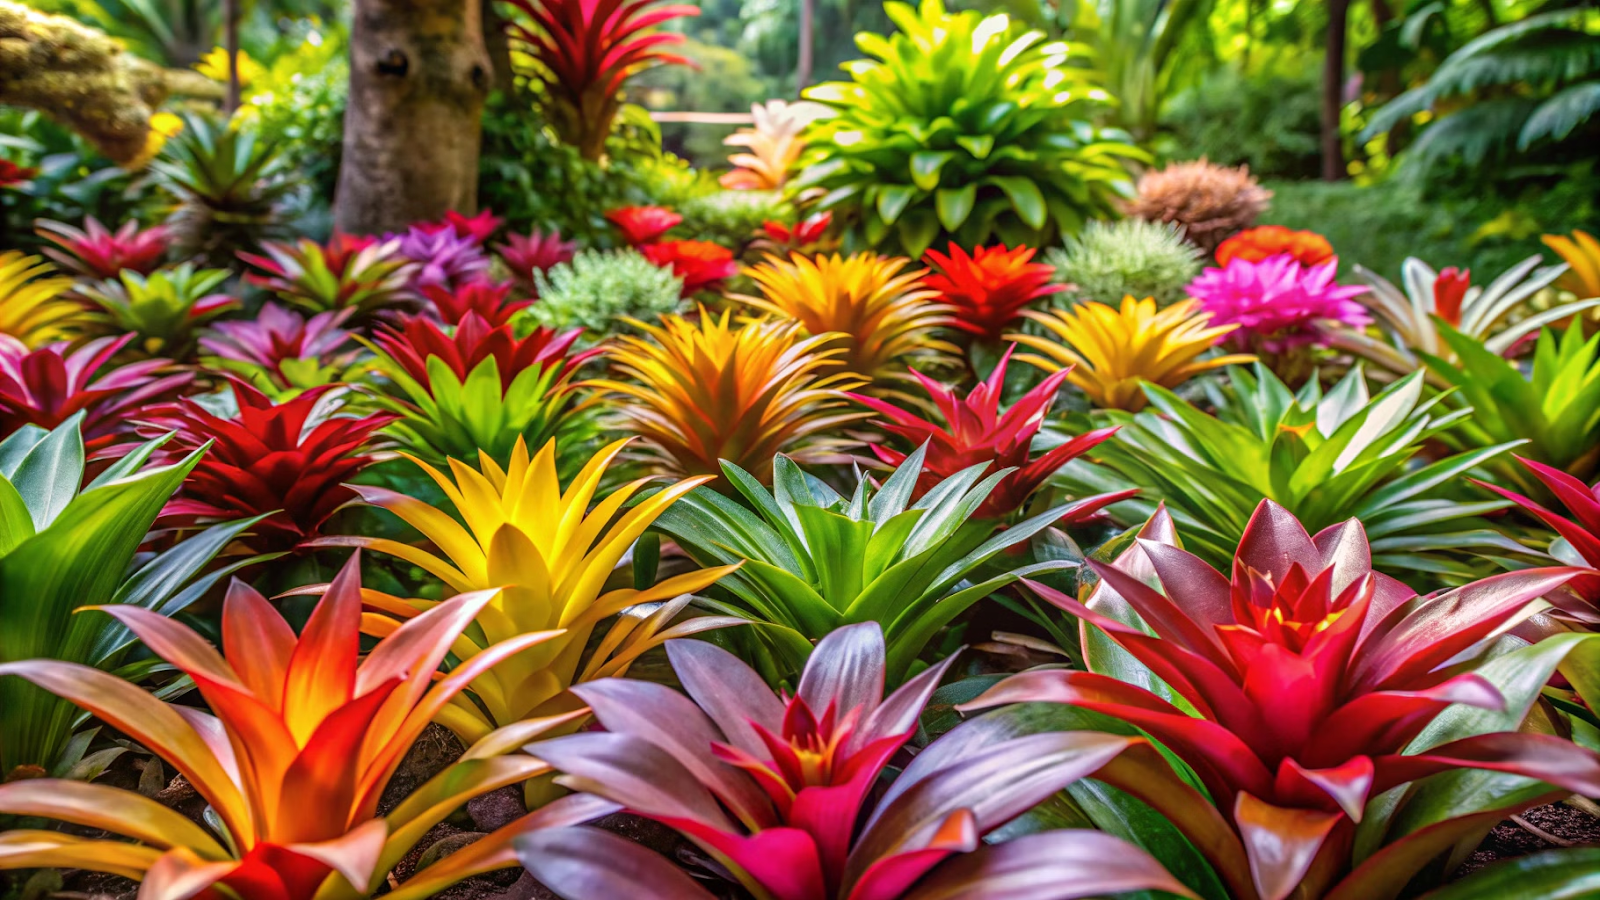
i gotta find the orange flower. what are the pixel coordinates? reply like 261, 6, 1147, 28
1216, 226, 1334, 268
0, 555, 592, 900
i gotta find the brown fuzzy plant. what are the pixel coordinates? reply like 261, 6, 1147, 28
1124, 159, 1272, 253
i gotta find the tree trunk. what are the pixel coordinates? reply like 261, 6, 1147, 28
223, 0, 240, 113
481, 0, 514, 93
796, 0, 814, 95
335, 0, 491, 235
1321, 0, 1351, 182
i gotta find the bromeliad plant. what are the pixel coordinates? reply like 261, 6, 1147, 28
1478, 456, 1600, 604
1214, 225, 1334, 267
1423, 322, 1600, 489
0, 554, 611, 900
1186, 255, 1370, 360
921, 243, 1066, 346
77, 263, 238, 359
369, 311, 598, 471
137, 380, 395, 552
200, 302, 361, 399
963, 500, 1600, 900
797, 0, 1141, 257
847, 349, 1128, 519
0, 334, 189, 450
35, 215, 170, 279
1052, 364, 1530, 583
517, 623, 1195, 900
325, 437, 737, 743
1008, 296, 1251, 411
1332, 255, 1591, 379
0, 417, 256, 775
605, 206, 682, 247
497, 228, 578, 292
1544, 229, 1600, 299
422, 280, 532, 327
639, 240, 739, 297
736, 252, 956, 395
153, 112, 293, 266
241, 232, 417, 320
589, 308, 866, 481
650, 447, 1121, 682
503, 0, 699, 160
0, 250, 78, 347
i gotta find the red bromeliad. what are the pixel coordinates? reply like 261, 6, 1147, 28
418, 209, 504, 243
1477, 455, 1600, 603
963, 500, 1600, 900
35, 216, 170, 279
521, 623, 1195, 900
372, 312, 594, 390
0, 158, 36, 187
1433, 266, 1471, 327
605, 206, 682, 246
922, 243, 1066, 344
640, 239, 738, 297
847, 347, 1125, 518
497, 229, 578, 289
137, 380, 394, 550
503, 0, 698, 160
762, 212, 832, 251
421, 280, 532, 327
0, 333, 189, 450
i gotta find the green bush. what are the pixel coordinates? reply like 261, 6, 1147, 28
1260, 171, 1600, 282
527, 248, 684, 336
1160, 64, 1322, 180
1047, 218, 1203, 306
677, 190, 789, 248
796, 0, 1143, 258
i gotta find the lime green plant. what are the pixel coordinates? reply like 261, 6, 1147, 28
528, 249, 684, 336
0, 416, 267, 776
77, 263, 236, 358
797, 0, 1143, 258
1052, 364, 1531, 584
1425, 322, 1600, 491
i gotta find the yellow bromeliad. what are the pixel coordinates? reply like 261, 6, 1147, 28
0, 251, 79, 346
1008, 296, 1254, 411
330, 437, 738, 743
1543, 229, 1600, 299
588, 307, 868, 481
733, 251, 956, 393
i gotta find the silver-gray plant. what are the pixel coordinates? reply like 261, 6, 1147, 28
527, 248, 684, 336
1047, 218, 1203, 307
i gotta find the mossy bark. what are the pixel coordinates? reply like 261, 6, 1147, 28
335, 0, 491, 235
0, 0, 222, 167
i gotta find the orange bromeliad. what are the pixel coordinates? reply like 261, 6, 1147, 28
0, 555, 606, 900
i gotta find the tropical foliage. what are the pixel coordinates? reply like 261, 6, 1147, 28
1052, 364, 1532, 582
0, 251, 78, 347
796, 0, 1142, 257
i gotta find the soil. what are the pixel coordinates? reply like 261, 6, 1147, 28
1451, 800, 1600, 880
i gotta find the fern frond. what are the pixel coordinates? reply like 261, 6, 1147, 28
1520, 81, 1600, 147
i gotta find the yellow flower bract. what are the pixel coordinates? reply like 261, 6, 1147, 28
1009, 296, 1253, 411
347, 436, 736, 742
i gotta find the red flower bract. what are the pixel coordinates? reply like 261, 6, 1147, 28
373, 311, 594, 391
848, 347, 1126, 518
418, 209, 503, 244
640, 239, 738, 297
605, 206, 682, 246
36, 216, 170, 279
1477, 455, 1600, 604
421, 280, 532, 327
763, 212, 832, 250
965, 500, 1599, 900
0, 158, 36, 187
0, 333, 190, 451
497, 229, 577, 288
137, 380, 394, 550
1433, 266, 1471, 327
921, 243, 1066, 343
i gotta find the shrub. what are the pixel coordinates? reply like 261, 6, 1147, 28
796, 0, 1142, 257
529, 249, 684, 335
1160, 64, 1323, 179
1047, 218, 1203, 307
